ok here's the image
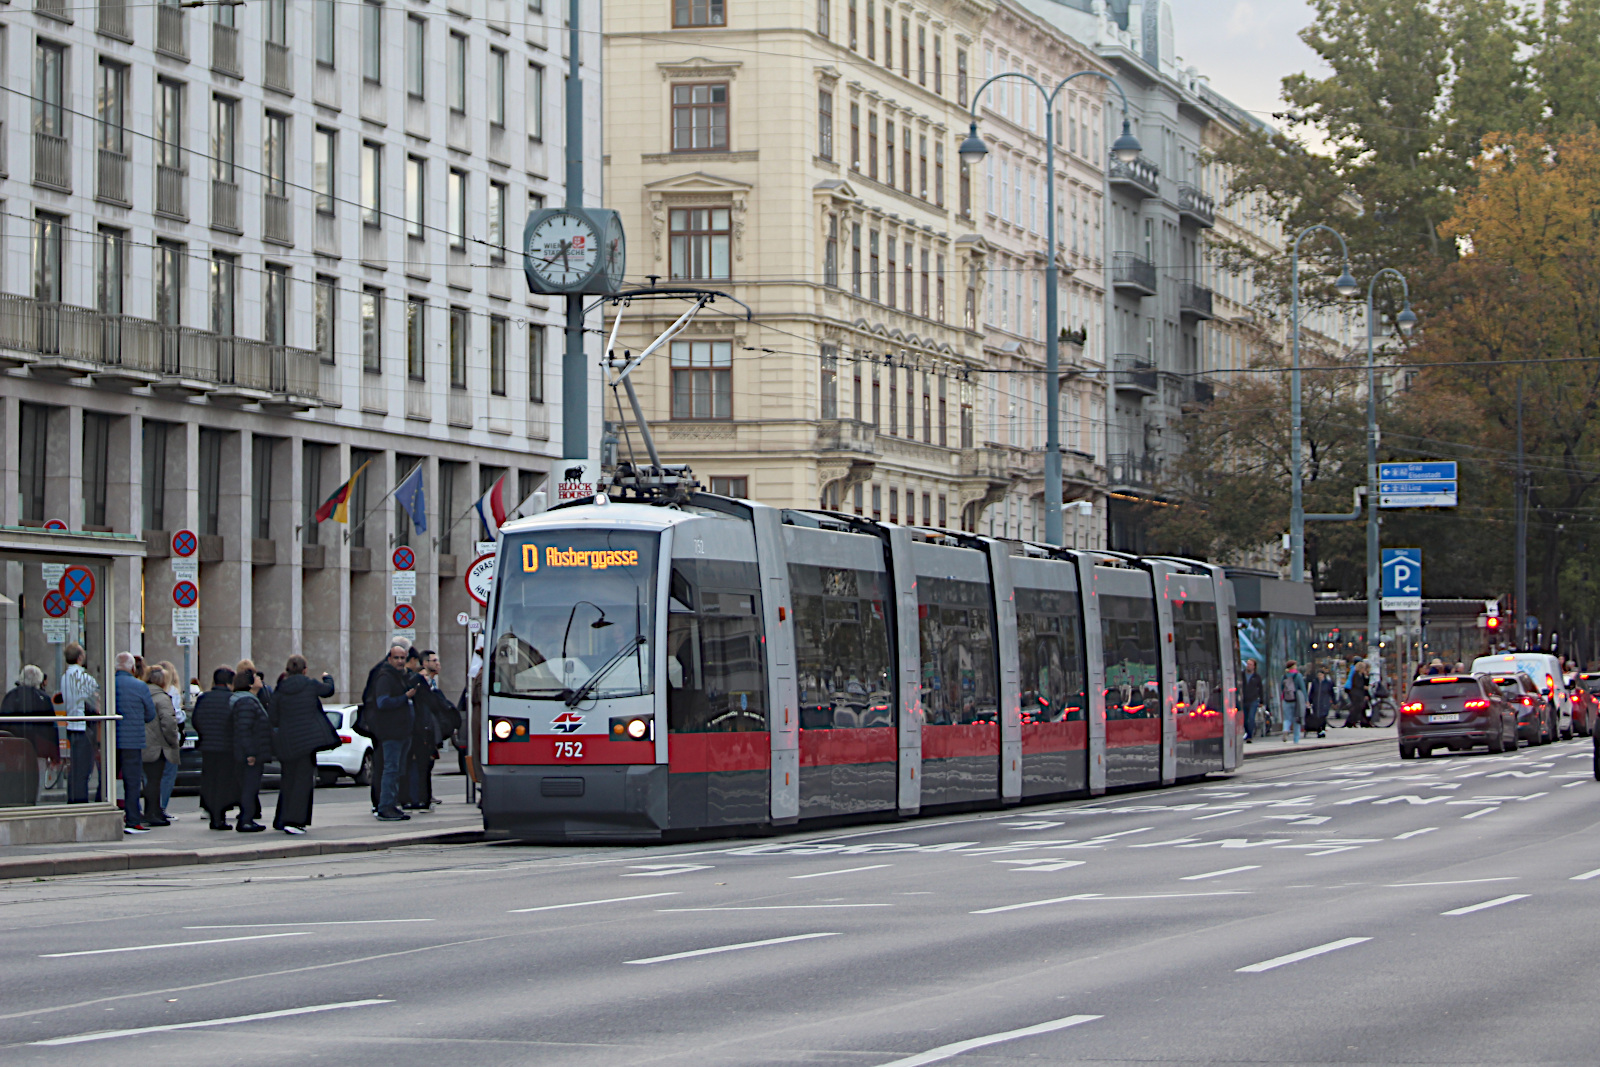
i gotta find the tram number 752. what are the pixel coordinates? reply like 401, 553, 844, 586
553, 740, 584, 760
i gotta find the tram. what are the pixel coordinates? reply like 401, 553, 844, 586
479, 492, 1240, 841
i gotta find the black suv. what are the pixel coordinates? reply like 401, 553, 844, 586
1400, 674, 1517, 759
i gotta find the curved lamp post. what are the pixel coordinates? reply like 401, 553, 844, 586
1289, 224, 1360, 581
1364, 268, 1416, 687
960, 71, 1140, 547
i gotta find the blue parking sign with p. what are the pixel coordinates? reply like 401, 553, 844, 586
1382, 549, 1422, 606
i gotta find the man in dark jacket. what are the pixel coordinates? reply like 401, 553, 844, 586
402, 652, 444, 810
268, 655, 336, 834
230, 669, 273, 832
112, 653, 157, 833
359, 653, 390, 811
372, 645, 417, 821
193, 667, 237, 829
1242, 659, 1264, 743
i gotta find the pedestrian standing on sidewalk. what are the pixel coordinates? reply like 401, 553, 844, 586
402, 651, 443, 810
156, 660, 185, 818
60, 644, 102, 804
194, 666, 238, 829
372, 645, 417, 821
112, 652, 157, 833
268, 655, 338, 835
1241, 659, 1263, 743
357, 651, 391, 813
3, 666, 57, 804
1308, 667, 1335, 739
1279, 661, 1306, 745
1347, 662, 1371, 728
230, 668, 272, 833
140, 666, 180, 826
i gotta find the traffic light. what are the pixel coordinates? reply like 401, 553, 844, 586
1486, 616, 1502, 633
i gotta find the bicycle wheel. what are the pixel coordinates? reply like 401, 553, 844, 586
1371, 700, 1397, 729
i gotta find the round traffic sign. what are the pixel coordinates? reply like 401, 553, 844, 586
464, 554, 495, 607
172, 580, 199, 608
171, 529, 198, 557
42, 589, 70, 618
44, 519, 67, 532
60, 566, 95, 604
393, 604, 416, 629
392, 546, 416, 571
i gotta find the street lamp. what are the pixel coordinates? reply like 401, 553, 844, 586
963, 72, 1139, 547
1289, 224, 1358, 582
1365, 268, 1415, 689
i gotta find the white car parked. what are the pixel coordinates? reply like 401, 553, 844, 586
317, 705, 374, 786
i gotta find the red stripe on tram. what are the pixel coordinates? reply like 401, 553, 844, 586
799, 726, 897, 766
669, 732, 771, 773
1176, 708, 1226, 740
1106, 718, 1162, 748
921, 722, 1001, 759
1021, 720, 1089, 753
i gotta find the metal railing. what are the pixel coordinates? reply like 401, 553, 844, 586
97, 0, 130, 36
1108, 452, 1160, 491
156, 3, 187, 58
156, 164, 187, 218
1112, 357, 1158, 395
96, 148, 129, 204
0, 292, 328, 403
264, 192, 292, 244
1177, 182, 1216, 227
211, 178, 240, 231
1108, 154, 1160, 198
35, 0, 71, 20
447, 388, 473, 428
1179, 279, 1214, 319
211, 22, 240, 77
315, 212, 339, 257
1111, 252, 1157, 294
33, 132, 71, 192
264, 41, 292, 93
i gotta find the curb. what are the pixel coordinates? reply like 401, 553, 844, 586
1244, 734, 1396, 760
0, 828, 485, 881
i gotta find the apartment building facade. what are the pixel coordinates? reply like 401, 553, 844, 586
0, 0, 601, 697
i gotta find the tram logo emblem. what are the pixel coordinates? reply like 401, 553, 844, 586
551, 711, 585, 733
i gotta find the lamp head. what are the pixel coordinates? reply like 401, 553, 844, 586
1111, 119, 1142, 163
1397, 303, 1418, 337
958, 122, 988, 167
1334, 266, 1360, 298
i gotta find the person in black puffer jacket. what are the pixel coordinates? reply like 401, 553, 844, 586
230, 669, 273, 832
192, 666, 238, 829
371, 646, 417, 821
268, 655, 337, 834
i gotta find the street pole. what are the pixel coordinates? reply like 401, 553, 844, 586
961, 72, 1141, 547
1288, 226, 1358, 583
1365, 269, 1415, 689
562, 0, 587, 464
1516, 378, 1527, 651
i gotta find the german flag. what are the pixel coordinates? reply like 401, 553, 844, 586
314, 459, 371, 524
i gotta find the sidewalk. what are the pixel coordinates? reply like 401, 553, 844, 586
0, 770, 484, 881
1245, 722, 1398, 758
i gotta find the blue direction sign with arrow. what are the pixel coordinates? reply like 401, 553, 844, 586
1380, 461, 1458, 508
1382, 548, 1423, 610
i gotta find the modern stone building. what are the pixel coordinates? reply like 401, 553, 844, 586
0, 0, 601, 698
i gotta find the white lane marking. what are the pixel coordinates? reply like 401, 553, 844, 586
871, 1014, 1102, 1067
1307, 847, 1361, 856
1374, 795, 1448, 806
623, 864, 713, 877
1002, 820, 1064, 830
659, 905, 891, 911
1236, 937, 1371, 973
41, 933, 308, 958
1442, 894, 1530, 916
625, 931, 839, 965
1192, 809, 1246, 820
1181, 866, 1261, 881
1385, 877, 1516, 887
1564, 780, 1588, 788
184, 920, 434, 929
972, 891, 1244, 914
509, 892, 680, 913
791, 864, 894, 880
1335, 795, 1383, 806
1572, 868, 1600, 881
1394, 828, 1437, 840
31, 999, 391, 1046
994, 860, 1087, 872
1460, 807, 1499, 820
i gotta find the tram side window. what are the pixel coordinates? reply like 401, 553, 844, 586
1100, 593, 1159, 719
1016, 587, 1087, 722
917, 576, 999, 725
1173, 599, 1222, 714
666, 559, 767, 733
788, 563, 894, 729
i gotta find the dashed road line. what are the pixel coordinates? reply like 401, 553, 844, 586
1237, 937, 1371, 973
1571, 868, 1600, 881
625, 932, 839, 965
30, 999, 393, 1046
41, 933, 308, 958
1180, 866, 1260, 881
871, 1013, 1102, 1067
509, 892, 680, 913
1441, 894, 1529, 916
791, 865, 893, 880
1394, 828, 1437, 840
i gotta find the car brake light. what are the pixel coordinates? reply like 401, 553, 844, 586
1522, 696, 1534, 705
338, 734, 353, 744
1402, 702, 1425, 714
1464, 699, 1488, 710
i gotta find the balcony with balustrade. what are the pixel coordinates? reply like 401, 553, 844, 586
265, 41, 292, 94
211, 178, 240, 233
97, 0, 130, 37
33, 132, 71, 193
156, 164, 187, 219
1108, 154, 1160, 199
156, 4, 187, 59
1179, 280, 1214, 321
1177, 183, 1215, 228
211, 22, 240, 78
34, 0, 70, 22
1111, 252, 1157, 296
264, 193, 292, 245
1108, 452, 1160, 493
96, 148, 129, 205
1113, 357, 1158, 397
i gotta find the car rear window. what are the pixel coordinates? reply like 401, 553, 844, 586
1406, 682, 1480, 700
324, 711, 342, 730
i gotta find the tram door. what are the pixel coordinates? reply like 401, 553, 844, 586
1094, 564, 1163, 789
1013, 555, 1091, 798
911, 541, 1002, 807
1152, 563, 1227, 781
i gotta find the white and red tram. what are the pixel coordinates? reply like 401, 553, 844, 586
479, 493, 1240, 841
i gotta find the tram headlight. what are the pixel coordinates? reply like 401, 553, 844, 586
610, 715, 654, 742
491, 716, 529, 742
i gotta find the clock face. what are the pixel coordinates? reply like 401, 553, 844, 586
527, 211, 601, 291
603, 212, 627, 293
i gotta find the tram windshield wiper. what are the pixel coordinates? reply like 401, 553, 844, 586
565, 634, 648, 706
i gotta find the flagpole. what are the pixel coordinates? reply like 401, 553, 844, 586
432, 477, 550, 552
344, 458, 426, 545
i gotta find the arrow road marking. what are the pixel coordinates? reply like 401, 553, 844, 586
1237, 937, 1371, 973
871, 1014, 1102, 1067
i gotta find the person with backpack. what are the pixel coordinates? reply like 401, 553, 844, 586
1279, 661, 1306, 744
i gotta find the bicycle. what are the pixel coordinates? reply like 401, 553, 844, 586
1369, 696, 1398, 729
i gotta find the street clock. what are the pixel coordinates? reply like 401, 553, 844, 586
522, 208, 626, 295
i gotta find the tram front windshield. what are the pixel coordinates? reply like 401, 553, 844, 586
490, 529, 659, 700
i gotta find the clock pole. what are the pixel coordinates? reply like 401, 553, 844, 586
562, 0, 587, 465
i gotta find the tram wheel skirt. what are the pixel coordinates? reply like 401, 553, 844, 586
482, 764, 670, 842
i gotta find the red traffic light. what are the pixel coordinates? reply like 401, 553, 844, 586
1486, 617, 1501, 631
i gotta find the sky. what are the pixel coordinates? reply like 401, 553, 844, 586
1167, 0, 1328, 135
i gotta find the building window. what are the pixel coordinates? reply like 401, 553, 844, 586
904, 241, 914, 313
81, 413, 111, 529
919, 135, 928, 199
315, 274, 336, 363
956, 48, 967, 105
851, 223, 862, 295
448, 168, 467, 250
869, 230, 880, 301
817, 89, 833, 160
448, 31, 467, 113
314, 127, 335, 214
490, 47, 507, 127
489, 315, 508, 396
32, 213, 63, 306
902, 124, 912, 193
917, 25, 926, 85
362, 0, 382, 83
527, 63, 544, 141
156, 240, 184, 331
672, 83, 728, 152
884, 18, 892, 69
901, 17, 910, 79
871, 367, 881, 426
156, 78, 184, 170
937, 375, 947, 446
198, 430, 223, 536
264, 263, 289, 347
872, 484, 881, 520
888, 488, 898, 524
210, 252, 237, 337
361, 142, 382, 226
252, 437, 274, 540
669, 207, 731, 279
263, 111, 287, 197
885, 120, 895, 186
210, 96, 237, 185
673, 0, 724, 27
817, 0, 829, 37
867, 111, 878, 179
97, 59, 128, 156
489, 180, 509, 261
449, 306, 468, 388
936, 254, 945, 322
824, 214, 839, 287
866, 0, 875, 60
406, 297, 426, 379
96, 227, 125, 317
886, 237, 895, 307
671, 340, 733, 420
887, 364, 897, 435
529, 325, 545, 402
301, 443, 323, 546
922, 375, 932, 443
933, 35, 942, 95
18, 404, 50, 524
959, 159, 970, 217
820, 345, 838, 419
361, 286, 383, 372
314, 0, 335, 65
848, 0, 857, 49
710, 476, 747, 497
143, 421, 168, 532
934, 142, 945, 207
850, 104, 860, 169
266, 0, 288, 46
405, 15, 425, 98
405, 155, 425, 238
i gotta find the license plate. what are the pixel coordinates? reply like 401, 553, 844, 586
1428, 713, 1460, 723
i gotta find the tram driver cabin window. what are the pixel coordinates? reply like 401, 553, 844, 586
671, 339, 733, 420
671, 83, 728, 152
673, 0, 724, 27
